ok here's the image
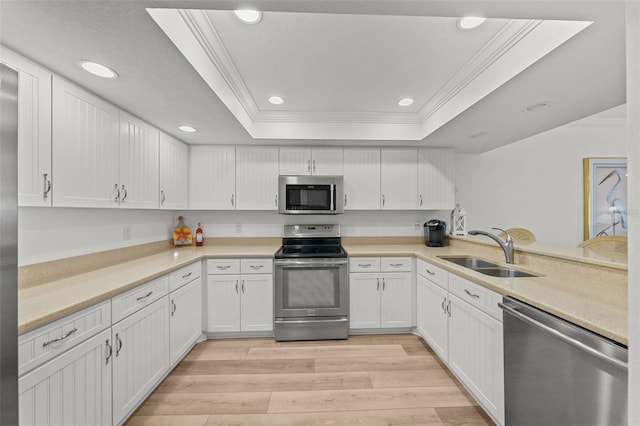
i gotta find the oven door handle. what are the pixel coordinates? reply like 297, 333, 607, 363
275, 259, 347, 267
275, 318, 348, 324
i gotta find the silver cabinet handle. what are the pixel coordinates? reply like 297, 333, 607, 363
389, 263, 403, 267
249, 265, 263, 270
217, 265, 231, 270
235, 280, 239, 293
441, 297, 447, 314
136, 291, 153, 302
114, 183, 120, 203
121, 184, 127, 202
312, 159, 316, 172
377, 277, 380, 291
42, 327, 78, 347
182, 272, 193, 279
464, 289, 480, 299
358, 263, 372, 268
241, 280, 245, 293
425, 269, 436, 276
419, 194, 423, 207
160, 190, 166, 205
344, 194, 348, 207
275, 194, 278, 207
231, 194, 234, 207
171, 300, 177, 317
105, 339, 113, 365
115, 333, 123, 357
43, 173, 52, 199
382, 194, 385, 206
447, 300, 451, 317
307, 159, 311, 172
382, 278, 386, 291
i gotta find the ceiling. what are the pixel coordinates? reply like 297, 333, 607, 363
0, 1, 627, 153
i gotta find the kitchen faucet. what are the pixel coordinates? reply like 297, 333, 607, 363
468, 228, 514, 264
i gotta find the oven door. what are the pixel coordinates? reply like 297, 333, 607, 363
274, 258, 348, 319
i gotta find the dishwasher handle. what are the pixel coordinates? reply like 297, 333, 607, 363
499, 301, 627, 371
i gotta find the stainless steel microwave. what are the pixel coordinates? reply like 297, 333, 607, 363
278, 175, 344, 214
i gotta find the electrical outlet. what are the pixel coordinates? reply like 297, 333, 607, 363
235, 223, 243, 233
414, 222, 422, 231
123, 226, 132, 240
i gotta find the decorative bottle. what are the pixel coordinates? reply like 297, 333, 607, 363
195, 222, 204, 246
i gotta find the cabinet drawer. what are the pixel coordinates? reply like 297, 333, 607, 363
349, 257, 381, 272
207, 258, 241, 274
417, 259, 448, 289
169, 261, 201, 292
112, 275, 169, 323
449, 274, 502, 321
18, 300, 111, 376
381, 257, 412, 272
241, 258, 273, 274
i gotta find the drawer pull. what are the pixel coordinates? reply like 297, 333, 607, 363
136, 291, 153, 302
358, 263, 372, 268
464, 289, 480, 299
389, 263, 403, 267
425, 269, 436, 276
181, 272, 193, 279
42, 328, 78, 347
250, 265, 264, 270
217, 265, 231, 270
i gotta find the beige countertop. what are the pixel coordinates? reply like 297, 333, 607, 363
19, 239, 627, 346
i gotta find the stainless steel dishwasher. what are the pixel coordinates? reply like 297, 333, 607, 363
499, 296, 627, 426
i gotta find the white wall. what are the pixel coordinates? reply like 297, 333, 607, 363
455, 110, 627, 247
18, 207, 448, 265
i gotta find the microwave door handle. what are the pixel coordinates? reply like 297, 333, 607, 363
331, 184, 335, 210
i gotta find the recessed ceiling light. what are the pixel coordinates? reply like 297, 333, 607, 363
524, 101, 552, 112
398, 98, 414, 107
178, 125, 197, 133
269, 96, 284, 105
234, 9, 262, 24
79, 61, 118, 79
457, 17, 487, 30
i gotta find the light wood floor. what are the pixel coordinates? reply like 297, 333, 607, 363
125, 334, 494, 425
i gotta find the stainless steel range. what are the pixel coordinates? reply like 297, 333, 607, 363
274, 225, 348, 341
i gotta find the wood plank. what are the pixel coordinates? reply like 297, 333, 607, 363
315, 355, 441, 373
124, 415, 209, 425
204, 408, 445, 425
435, 406, 495, 425
368, 368, 457, 388
155, 371, 372, 393
268, 386, 477, 413
184, 346, 249, 361
246, 344, 407, 360
135, 392, 271, 416
170, 358, 315, 375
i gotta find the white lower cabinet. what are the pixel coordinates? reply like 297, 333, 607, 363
19, 328, 113, 426
416, 259, 504, 426
349, 257, 413, 330
111, 297, 170, 425
206, 258, 274, 333
169, 277, 203, 366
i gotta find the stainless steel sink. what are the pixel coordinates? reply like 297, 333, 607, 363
472, 267, 538, 278
438, 256, 539, 278
438, 256, 498, 269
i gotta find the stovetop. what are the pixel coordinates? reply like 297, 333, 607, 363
275, 224, 347, 259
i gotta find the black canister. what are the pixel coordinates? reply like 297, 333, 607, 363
424, 220, 446, 247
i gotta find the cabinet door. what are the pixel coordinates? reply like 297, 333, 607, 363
119, 111, 160, 209
381, 148, 417, 210
380, 272, 413, 328
189, 145, 236, 210
449, 294, 504, 425
348, 273, 381, 329
279, 147, 312, 175
52, 77, 120, 208
170, 277, 203, 365
19, 329, 112, 426
343, 148, 380, 210
206, 275, 241, 332
1, 48, 52, 207
418, 148, 455, 210
240, 274, 273, 332
416, 275, 449, 361
159, 132, 189, 209
312, 147, 343, 175
235, 146, 278, 210
112, 297, 170, 425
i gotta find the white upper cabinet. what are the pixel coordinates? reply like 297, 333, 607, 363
189, 145, 236, 210
343, 148, 381, 210
418, 148, 455, 210
159, 132, 189, 210
119, 111, 159, 209
381, 148, 418, 210
52, 77, 120, 208
279, 147, 343, 176
235, 146, 279, 210
1, 48, 53, 207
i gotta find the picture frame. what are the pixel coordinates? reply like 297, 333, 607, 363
583, 157, 628, 240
